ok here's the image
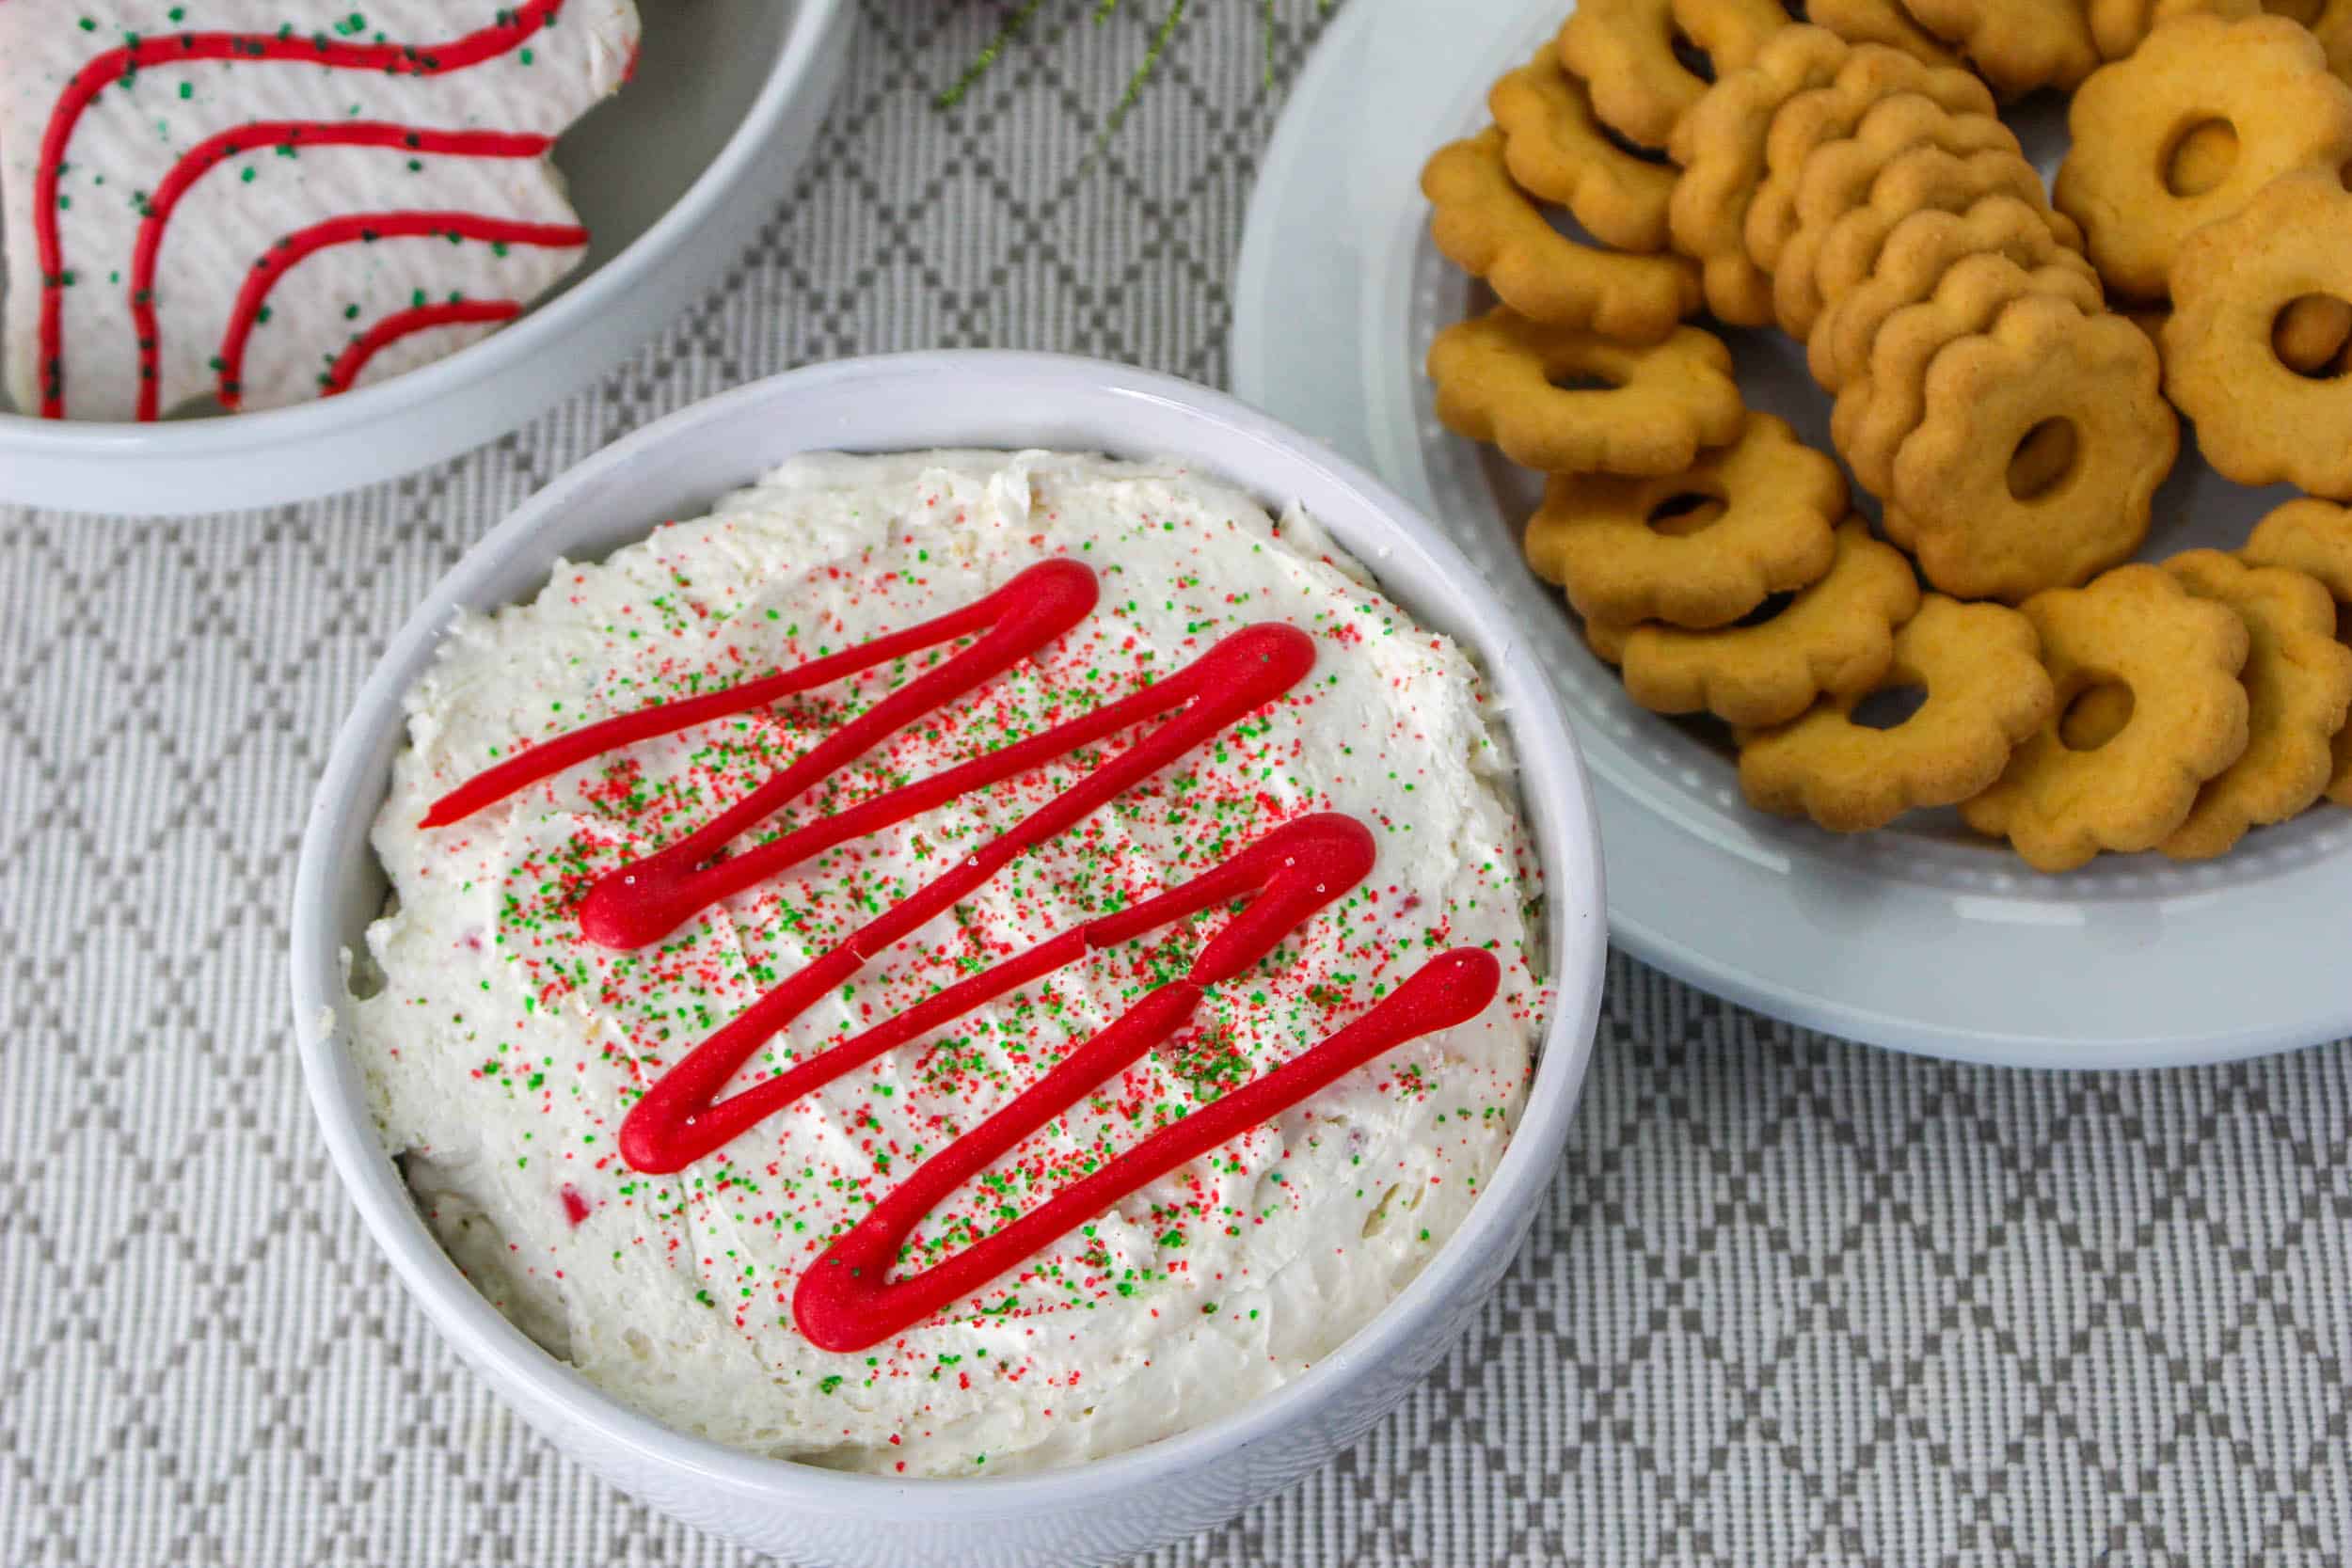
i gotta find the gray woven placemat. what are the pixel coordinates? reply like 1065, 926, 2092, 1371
2, 3, 2347, 1563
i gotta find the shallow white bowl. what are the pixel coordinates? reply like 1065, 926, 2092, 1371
0, 0, 850, 516
287, 352, 1608, 1568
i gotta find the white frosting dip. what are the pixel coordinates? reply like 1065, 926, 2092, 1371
352, 451, 1547, 1476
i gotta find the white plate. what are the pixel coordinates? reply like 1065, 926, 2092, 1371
1233, 0, 2352, 1068
0, 0, 850, 515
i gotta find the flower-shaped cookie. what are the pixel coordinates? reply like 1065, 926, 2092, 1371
1524, 411, 1843, 626
1559, 0, 1792, 150
1668, 25, 1854, 327
1962, 564, 2251, 871
2241, 498, 2352, 805
1428, 309, 1744, 475
1892, 294, 2177, 602
1585, 518, 1921, 727
2056, 14, 2352, 299
1902, 0, 2101, 96
1422, 131, 1700, 342
1746, 62, 2000, 276
1491, 34, 1679, 254
2164, 171, 2352, 497
2155, 550, 2352, 860
1832, 252, 2101, 499
1738, 594, 2055, 832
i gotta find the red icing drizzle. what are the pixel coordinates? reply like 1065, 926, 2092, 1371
131, 122, 552, 419
33, 0, 564, 419
216, 213, 583, 409
424, 561, 1502, 1354
323, 298, 523, 398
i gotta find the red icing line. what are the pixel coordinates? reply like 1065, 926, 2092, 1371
33, 0, 564, 418
130, 123, 551, 420
323, 298, 522, 398
215, 212, 584, 409
425, 562, 1502, 1353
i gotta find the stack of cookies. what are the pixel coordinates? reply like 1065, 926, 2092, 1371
1673, 25, 2178, 606
1417, 2, 2352, 870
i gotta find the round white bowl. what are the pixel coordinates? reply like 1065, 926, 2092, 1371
0, 0, 851, 517
287, 353, 1607, 1568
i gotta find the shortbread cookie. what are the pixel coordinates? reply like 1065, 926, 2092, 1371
1559, 0, 1793, 149
2242, 497, 2352, 803
1523, 411, 1844, 626
1963, 564, 2251, 872
1492, 37, 1679, 252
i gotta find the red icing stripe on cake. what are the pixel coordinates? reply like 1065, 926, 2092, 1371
323, 297, 523, 397
34, 0, 566, 419
215, 212, 584, 408
131, 122, 554, 419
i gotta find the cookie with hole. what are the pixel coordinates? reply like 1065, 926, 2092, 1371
1668, 25, 1855, 326
2163, 170, 2352, 495
1737, 594, 2055, 832
2242, 497, 2352, 803
1558, 0, 1794, 150
1427, 308, 1744, 475
1831, 250, 2104, 499
2056, 13, 2352, 299
1961, 564, 2251, 872
1492, 33, 1681, 253
2154, 549, 2352, 859
1890, 294, 2177, 603
1422, 131, 1702, 341
1521, 411, 1843, 627
1584, 517, 1921, 727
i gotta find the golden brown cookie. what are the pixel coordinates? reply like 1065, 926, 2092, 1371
1738, 594, 2056, 832
2242, 497, 2352, 802
1802, 0, 1966, 66
2088, 0, 2256, 61
1423, 130, 1702, 341
2274, 293, 2352, 375
1900, 0, 2102, 95
1668, 26, 1855, 326
2055, 14, 2352, 299
2156, 549, 2352, 859
1492, 37, 1680, 252
2163, 171, 2352, 495
1800, 158, 2079, 349
1523, 411, 1844, 626
1892, 295, 2177, 602
1769, 96, 2024, 335
1812, 191, 2098, 395
1585, 517, 1922, 727
1744, 62, 2002, 275
1428, 309, 1745, 475
1558, 0, 1794, 150
1832, 252, 2104, 497
1962, 564, 2252, 872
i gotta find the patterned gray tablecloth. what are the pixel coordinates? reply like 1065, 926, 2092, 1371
4, 3, 2349, 1564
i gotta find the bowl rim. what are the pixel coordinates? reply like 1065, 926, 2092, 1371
0, 0, 848, 455
287, 349, 1608, 1513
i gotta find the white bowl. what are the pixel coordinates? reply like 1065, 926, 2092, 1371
0, 0, 850, 516
287, 352, 1606, 1568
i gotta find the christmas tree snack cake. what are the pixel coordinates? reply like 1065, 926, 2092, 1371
1, 0, 641, 420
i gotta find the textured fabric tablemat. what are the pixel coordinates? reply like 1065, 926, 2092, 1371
4, 3, 2349, 1563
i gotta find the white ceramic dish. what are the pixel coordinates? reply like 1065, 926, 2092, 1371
1233, 0, 2352, 1069
288, 352, 1607, 1568
0, 0, 851, 517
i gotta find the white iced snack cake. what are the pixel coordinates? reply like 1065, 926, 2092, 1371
0, 0, 641, 420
